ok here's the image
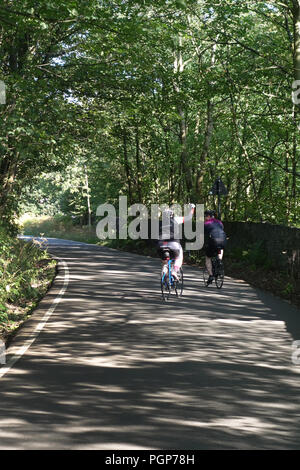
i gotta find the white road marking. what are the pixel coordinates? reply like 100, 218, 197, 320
0, 260, 69, 379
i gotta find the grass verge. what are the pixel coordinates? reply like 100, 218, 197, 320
21, 214, 99, 244
0, 231, 57, 346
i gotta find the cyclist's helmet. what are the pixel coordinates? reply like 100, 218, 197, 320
204, 209, 216, 217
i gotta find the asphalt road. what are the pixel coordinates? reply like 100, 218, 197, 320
0, 237, 300, 450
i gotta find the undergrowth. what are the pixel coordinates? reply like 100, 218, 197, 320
0, 226, 57, 343
21, 214, 98, 244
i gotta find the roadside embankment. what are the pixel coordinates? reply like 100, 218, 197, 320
0, 227, 57, 345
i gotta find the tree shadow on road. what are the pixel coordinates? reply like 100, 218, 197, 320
1, 243, 300, 450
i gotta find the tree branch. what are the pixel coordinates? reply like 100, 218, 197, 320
255, 152, 300, 177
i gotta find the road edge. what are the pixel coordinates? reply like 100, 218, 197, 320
0, 258, 69, 379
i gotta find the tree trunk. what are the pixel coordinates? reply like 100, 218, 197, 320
84, 164, 92, 229
195, 42, 217, 203
292, 0, 300, 221
174, 35, 193, 199
178, 107, 193, 198
293, 0, 300, 82
122, 129, 133, 205
229, 93, 262, 222
195, 99, 214, 202
135, 126, 142, 203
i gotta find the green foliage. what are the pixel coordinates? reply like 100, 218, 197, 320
281, 282, 295, 296
22, 215, 73, 237
1, 0, 299, 228
241, 242, 272, 270
0, 225, 53, 314
20, 174, 63, 216
226, 240, 275, 271
21, 214, 99, 243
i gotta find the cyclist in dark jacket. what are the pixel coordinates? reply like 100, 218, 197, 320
204, 210, 227, 285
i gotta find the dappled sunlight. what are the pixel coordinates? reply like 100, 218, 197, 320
152, 415, 276, 433
1, 241, 300, 449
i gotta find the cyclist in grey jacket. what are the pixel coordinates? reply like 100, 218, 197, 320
157, 203, 195, 280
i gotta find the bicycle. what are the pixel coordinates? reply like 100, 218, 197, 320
203, 252, 224, 289
161, 257, 183, 301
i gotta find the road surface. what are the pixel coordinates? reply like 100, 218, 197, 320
0, 237, 300, 450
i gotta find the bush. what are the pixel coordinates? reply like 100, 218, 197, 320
0, 225, 52, 315
227, 240, 274, 270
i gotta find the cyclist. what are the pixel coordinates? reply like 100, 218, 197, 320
157, 203, 195, 280
204, 209, 227, 285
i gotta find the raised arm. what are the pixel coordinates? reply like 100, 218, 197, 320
174, 204, 195, 225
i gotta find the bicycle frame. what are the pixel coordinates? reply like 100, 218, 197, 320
161, 258, 176, 287
161, 254, 184, 300
203, 248, 224, 289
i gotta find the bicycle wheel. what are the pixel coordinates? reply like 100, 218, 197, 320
161, 272, 170, 301
174, 268, 183, 297
215, 260, 224, 289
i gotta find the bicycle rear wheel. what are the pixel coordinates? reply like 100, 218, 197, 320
174, 268, 183, 297
215, 260, 224, 289
161, 273, 170, 301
